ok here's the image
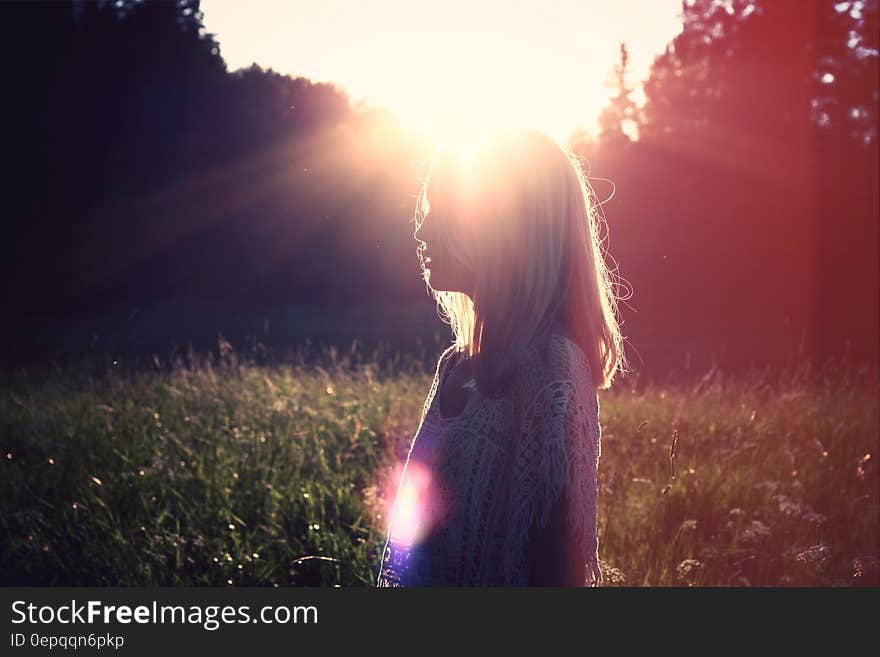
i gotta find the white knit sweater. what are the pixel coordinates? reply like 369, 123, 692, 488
377, 322, 603, 587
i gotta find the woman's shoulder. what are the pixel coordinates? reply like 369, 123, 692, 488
547, 327, 591, 381
432, 325, 592, 400
513, 321, 591, 385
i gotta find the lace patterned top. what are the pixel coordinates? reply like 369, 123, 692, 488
376, 321, 603, 587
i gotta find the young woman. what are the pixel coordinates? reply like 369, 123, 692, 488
376, 127, 628, 587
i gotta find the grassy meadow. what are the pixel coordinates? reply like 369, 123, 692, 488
1, 340, 877, 586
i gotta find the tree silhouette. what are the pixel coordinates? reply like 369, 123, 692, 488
576, 0, 878, 372
597, 42, 638, 147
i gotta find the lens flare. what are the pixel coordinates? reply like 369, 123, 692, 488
384, 460, 437, 547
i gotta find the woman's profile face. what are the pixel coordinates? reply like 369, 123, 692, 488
414, 178, 475, 297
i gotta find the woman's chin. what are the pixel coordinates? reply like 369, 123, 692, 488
427, 272, 448, 292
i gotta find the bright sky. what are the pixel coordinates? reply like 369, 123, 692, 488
200, 0, 684, 145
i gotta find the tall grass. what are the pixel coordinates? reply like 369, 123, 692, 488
598, 358, 878, 586
1, 340, 877, 586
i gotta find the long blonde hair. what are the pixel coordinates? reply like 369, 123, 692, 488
414, 127, 628, 392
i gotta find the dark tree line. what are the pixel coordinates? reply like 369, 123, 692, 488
574, 0, 878, 373
2, 0, 429, 318
1, 0, 876, 374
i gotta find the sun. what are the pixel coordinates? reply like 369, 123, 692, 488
402, 114, 499, 153
201, 0, 690, 152
402, 113, 536, 166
